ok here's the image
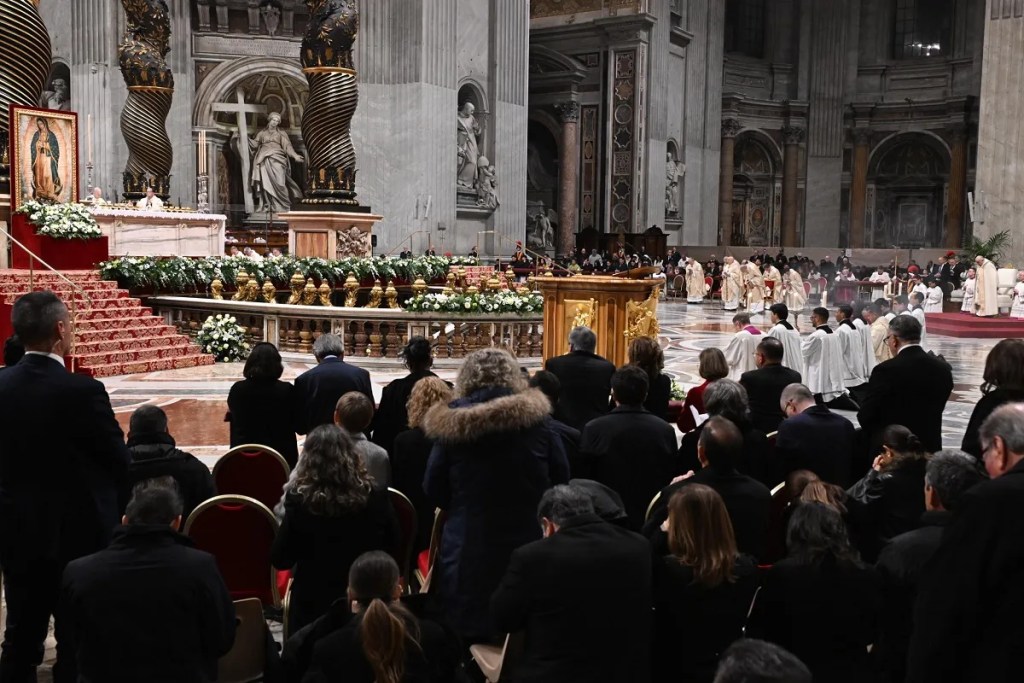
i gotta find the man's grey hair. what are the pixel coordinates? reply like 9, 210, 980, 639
980, 402, 1024, 456
454, 348, 525, 398
312, 333, 345, 360
925, 450, 986, 511
780, 383, 814, 407
705, 379, 750, 422
888, 315, 922, 344
714, 639, 811, 683
537, 484, 595, 526
568, 326, 597, 353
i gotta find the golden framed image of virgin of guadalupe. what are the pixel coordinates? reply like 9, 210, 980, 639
8, 105, 79, 211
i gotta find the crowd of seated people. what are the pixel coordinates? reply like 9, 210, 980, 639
7, 289, 1024, 682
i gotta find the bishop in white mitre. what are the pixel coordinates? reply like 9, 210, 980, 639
724, 313, 763, 380
766, 303, 804, 377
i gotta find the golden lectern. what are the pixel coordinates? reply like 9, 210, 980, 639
535, 274, 662, 366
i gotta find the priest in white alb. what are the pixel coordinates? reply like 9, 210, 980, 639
869, 266, 892, 300
684, 257, 706, 304
723, 312, 763, 380
721, 256, 743, 311
802, 306, 850, 406
742, 261, 766, 314
766, 303, 804, 376
974, 255, 999, 317
782, 267, 808, 324
835, 304, 869, 394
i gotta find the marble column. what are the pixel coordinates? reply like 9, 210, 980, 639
848, 128, 871, 249
718, 119, 741, 246
781, 125, 804, 247
945, 124, 968, 249
554, 101, 580, 257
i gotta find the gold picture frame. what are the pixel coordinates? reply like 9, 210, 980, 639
8, 105, 79, 212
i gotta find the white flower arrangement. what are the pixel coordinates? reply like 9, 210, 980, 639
16, 200, 102, 240
403, 291, 544, 315
195, 314, 250, 363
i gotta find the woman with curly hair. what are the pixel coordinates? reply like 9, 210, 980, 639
628, 336, 672, 420
391, 376, 453, 552
423, 348, 569, 642
272, 424, 400, 634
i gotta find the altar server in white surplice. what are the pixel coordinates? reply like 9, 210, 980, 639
1011, 271, 1024, 319
923, 278, 944, 313
869, 266, 892, 300
894, 294, 927, 352
721, 256, 744, 311
835, 304, 869, 391
766, 303, 804, 377
960, 268, 977, 313
723, 313, 763, 380
851, 304, 878, 379
801, 307, 847, 405
909, 292, 928, 349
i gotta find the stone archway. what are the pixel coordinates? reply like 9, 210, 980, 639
731, 132, 781, 247
867, 133, 950, 248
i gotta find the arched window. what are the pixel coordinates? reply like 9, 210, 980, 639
725, 0, 766, 59
893, 0, 953, 59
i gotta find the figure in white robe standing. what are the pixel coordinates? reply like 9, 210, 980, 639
782, 268, 808, 324
684, 257, 706, 304
974, 256, 999, 317
763, 263, 783, 303
960, 268, 977, 314
865, 303, 893, 364
766, 303, 804, 377
923, 279, 944, 313
869, 266, 892, 300
909, 292, 928, 351
721, 256, 744, 311
836, 305, 868, 391
802, 307, 847, 403
851, 307, 878, 379
742, 262, 766, 314
723, 312, 763, 380
1011, 271, 1024, 319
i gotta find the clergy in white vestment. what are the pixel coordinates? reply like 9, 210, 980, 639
835, 268, 857, 282
851, 306, 878, 379
909, 293, 929, 350
742, 262, 766, 314
684, 257, 706, 303
865, 303, 893, 364
869, 266, 892, 300
923, 279, 944, 313
960, 268, 977, 313
721, 257, 744, 311
763, 263, 783, 302
802, 307, 846, 402
835, 305, 869, 390
974, 256, 999, 317
766, 303, 805, 376
1011, 272, 1024, 319
136, 187, 164, 210
782, 268, 808, 317
723, 312, 763, 380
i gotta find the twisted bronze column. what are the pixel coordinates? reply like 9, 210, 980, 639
0, 0, 51, 189
300, 0, 361, 208
118, 0, 174, 200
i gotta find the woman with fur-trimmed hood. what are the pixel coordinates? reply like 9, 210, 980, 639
422, 348, 569, 642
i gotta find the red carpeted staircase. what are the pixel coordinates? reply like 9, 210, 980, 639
0, 270, 214, 377
925, 312, 1024, 339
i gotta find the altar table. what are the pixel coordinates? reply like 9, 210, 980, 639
91, 207, 227, 258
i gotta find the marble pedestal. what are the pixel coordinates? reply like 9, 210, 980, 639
91, 208, 227, 257
282, 210, 383, 259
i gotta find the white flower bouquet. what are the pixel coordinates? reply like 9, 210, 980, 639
196, 314, 250, 362
16, 200, 102, 240
403, 291, 543, 315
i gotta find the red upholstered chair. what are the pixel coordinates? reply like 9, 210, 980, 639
803, 281, 812, 296
184, 495, 281, 608
704, 276, 715, 300
388, 487, 418, 587
213, 444, 290, 510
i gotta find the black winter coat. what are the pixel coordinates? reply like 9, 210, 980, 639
227, 377, 301, 468
127, 432, 217, 524
846, 458, 927, 562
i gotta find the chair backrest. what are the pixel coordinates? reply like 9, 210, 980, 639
803, 281, 812, 295
185, 495, 281, 607
217, 598, 265, 683
213, 444, 290, 510
388, 487, 418, 585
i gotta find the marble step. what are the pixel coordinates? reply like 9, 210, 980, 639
73, 343, 207, 366
75, 353, 216, 378
75, 315, 164, 331
75, 325, 180, 343
72, 306, 154, 321
74, 334, 194, 355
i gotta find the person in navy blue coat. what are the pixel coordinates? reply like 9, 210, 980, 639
294, 333, 373, 435
422, 349, 569, 642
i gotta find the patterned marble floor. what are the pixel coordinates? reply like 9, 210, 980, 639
99, 300, 996, 466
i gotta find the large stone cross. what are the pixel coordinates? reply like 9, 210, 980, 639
212, 87, 268, 215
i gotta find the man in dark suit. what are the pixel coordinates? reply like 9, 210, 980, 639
294, 333, 373, 435
857, 316, 952, 454
60, 479, 236, 682
740, 337, 802, 434
876, 450, 985, 683
908, 404, 1024, 682
645, 417, 771, 560
529, 371, 582, 475
0, 291, 131, 682
775, 383, 856, 486
491, 484, 652, 682
580, 366, 677, 529
544, 326, 615, 431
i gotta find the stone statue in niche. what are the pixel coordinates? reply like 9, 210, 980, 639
38, 77, 70, 111
261, 2, 282, 36
476, 157, 499, 209
457, 102, 482, 189
665, 150, 684, 216
527, 207, 556, 250
244, 112, 304, 215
